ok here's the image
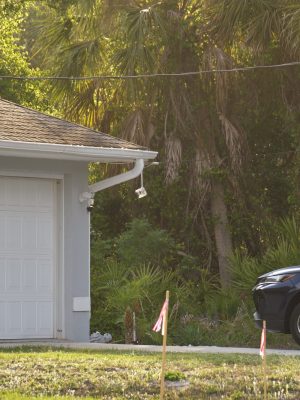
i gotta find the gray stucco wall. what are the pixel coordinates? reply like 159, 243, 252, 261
0, 156, 90, 342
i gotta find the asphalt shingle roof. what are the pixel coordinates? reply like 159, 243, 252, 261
0, 98, 145, 150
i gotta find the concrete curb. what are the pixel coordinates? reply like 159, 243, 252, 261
0, 341, 300, 356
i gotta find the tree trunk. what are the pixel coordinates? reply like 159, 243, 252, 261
210, 180, 233, 288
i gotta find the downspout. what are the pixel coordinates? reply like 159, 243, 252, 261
79, 158, 145, 205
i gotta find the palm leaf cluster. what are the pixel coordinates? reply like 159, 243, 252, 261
26, 0, 300, 286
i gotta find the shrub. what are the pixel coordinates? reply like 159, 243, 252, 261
116, 218, 176, 267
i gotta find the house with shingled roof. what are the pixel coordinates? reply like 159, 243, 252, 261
0, 98, 157, 342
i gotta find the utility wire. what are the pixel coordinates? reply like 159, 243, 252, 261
0, 61, 300, 81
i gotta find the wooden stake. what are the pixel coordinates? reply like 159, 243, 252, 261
132, 311, 137, 343
159, 290, 169, 400
263, 320, 267, 400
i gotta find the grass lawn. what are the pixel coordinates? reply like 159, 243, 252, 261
0, 347, 300, 399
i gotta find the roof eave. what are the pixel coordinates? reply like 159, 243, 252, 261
0, 139, 158, 162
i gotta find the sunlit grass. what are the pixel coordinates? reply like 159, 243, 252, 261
0, 348, 300, 399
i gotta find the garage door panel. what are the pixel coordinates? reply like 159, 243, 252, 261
0, 177, 56, 339
38, 181, 54, 208
0, 257, 53, 295
7, 302, 22, 332
0, 301, 53, 338
0, 303, 5, 334
6, 216, 22, 250
37, 260, 53, 294
37, 217, 53, 251
6, 259, 21, 291
21, 180, 38, 206
22, 259, 37, 291
22, 302, 37, 335
38, 302, 53, 334
0, 216, 4, 249
0, 258, 5, 290
22, 216, 37, 250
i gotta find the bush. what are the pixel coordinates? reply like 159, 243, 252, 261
90, 216, 300, 348
116, 218, 176, 267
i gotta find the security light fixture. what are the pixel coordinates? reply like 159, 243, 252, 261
135, 171, 147, 199
135, 186, 147, 199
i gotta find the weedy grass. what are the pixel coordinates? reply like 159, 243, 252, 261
0, 348, 300, 399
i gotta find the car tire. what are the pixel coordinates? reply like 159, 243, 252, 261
290, 303, 300, 345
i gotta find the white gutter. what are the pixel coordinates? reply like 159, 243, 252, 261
0, 140, 157, 206
79, 159, 145, 205
0, 139, 157, 162
89, 158, 144, 192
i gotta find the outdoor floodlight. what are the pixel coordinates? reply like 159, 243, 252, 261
135, 171, 147, 199
135, 186, 147, 199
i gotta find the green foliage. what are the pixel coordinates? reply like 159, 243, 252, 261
116, 218, 175, 267
230, 251, 264, 292
172, 301, 294, 349
173, 314, 237, 346
91, 215, 300, 345
206, 289, 243, 321
0, 1, 52, 111
91, 260, 186, 343
90, 218, 189, 342
165, 370, 186, 381
172, 217, 300, 347
262, 217, 300, 270
231, 217, 300, 294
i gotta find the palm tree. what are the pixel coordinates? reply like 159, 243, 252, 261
206, 0, 300, 56
205, 0, 300, 115
27, 0, 255, 287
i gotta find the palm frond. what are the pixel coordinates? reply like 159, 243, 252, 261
282, 3, 300, 58
58, 39, 102, 77
169, 82, 198, 133
66, 80, 100, 126
131, 264, 162, 293
263, 240, 298, 270
278, 216, 300, 250
218, 113, 245, 172
96, 260, 129, 291
30, 9, 73, 66
50, 39, 103, 103
230, 250, 263, 291
126, 4, 166, 43
193, 148, 212, 201
203, 46, 233, 113
121, 109, 149, 146
246, 4, 283, 53
75, 0, 98, 15
113, 44, 155, 76
205, 0, 255, 43
113, 4, 165, 76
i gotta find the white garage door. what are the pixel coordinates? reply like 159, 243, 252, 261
0, 177, 56, 339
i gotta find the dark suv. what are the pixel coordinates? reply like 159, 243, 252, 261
252, 265, 300, 345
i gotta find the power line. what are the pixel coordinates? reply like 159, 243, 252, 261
0, 61, 300, 81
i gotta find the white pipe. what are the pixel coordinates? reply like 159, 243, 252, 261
79, 159, 145, 202
89, 158, 144, 193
